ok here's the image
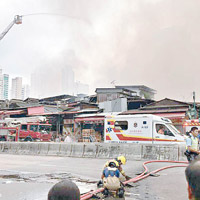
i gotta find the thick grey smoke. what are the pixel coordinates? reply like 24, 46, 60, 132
0, 0, 200, 101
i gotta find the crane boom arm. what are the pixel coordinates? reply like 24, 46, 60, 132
0, 20, 15, 41
0, 15, 22, 41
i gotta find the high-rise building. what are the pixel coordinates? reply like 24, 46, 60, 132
3, 74, 9, 100
31, 66, 81, 98
22, 84, 30, 100
31, 67, 63, 98
31, 49, 89, 98
0, 69, 9, 100
74, 81, 89, 95
0, 69, 3, 99
11, 77, 22, 99
61, 67, 75, 95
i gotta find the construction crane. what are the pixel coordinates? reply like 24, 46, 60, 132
0, 15, 22, 41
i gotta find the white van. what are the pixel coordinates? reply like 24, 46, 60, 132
104, 114, 185, 144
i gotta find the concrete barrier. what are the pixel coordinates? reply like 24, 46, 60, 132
59, 143, 72, 156
18, 143, 30, 154
124, 144, 142, 160
83, 143, 97, 158
96, 143, 111, 158
38, 143, 49, 155
141, 144, 179, 160
0, 142, 188, 161
0, 142, 4, 152
29, 143, 40, 155
178, 144, 187, 161
159, 145, 178, 160
1, 142, 10, 153
107, 144, 121, 158
48, 143, 61, 156
71, 143, 84, 157
9, 142, 20, 154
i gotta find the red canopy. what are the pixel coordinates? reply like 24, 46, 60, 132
75, 117, 104, 122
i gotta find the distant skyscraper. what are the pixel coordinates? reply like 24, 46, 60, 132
0, 69, 3, 99
30, 72, 39, 98
74, 81, 89, 95
11, 77, 22, 99
0, 69, 9, 100
31, 66, 76, 98
22, 84, 30, 100
31, 64, 89, 98
3, 74, 9, 99
61, 67, 75, 95
31, 67, 63, 98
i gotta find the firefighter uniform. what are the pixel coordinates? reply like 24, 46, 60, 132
103, 156, 127, 177
103, 166, 121, 191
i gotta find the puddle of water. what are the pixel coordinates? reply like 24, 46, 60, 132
0, 170, 156, 200
0, 170, 98, 200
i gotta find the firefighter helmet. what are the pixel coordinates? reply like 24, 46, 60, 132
116, 156, 126, 165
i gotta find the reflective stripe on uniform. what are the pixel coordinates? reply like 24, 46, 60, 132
103, 167, 120, 178
186, 135, 199, 151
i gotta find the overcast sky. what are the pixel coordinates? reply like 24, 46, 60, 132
0, 0, 200, 101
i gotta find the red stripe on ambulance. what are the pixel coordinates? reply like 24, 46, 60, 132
116, 134, 180, 142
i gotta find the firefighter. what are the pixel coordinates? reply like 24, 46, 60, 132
185, 127, 200, 162
98, 156, 130, 188
102, 162, 124, 198
103, 156, 130, 180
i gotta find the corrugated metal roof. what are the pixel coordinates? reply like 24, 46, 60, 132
115, 85, 156, 93
44, 106, 62, 113
10, 102, 41, 108
122, 108, 188, 115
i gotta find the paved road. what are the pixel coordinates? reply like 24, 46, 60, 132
0, 154, 188, 200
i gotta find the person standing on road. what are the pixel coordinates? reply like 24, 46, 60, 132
64, 133, 73, 143
185, 159, 200, 200
185, 127, 200, 162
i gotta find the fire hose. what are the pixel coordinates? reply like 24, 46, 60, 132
80, 160, 188, 200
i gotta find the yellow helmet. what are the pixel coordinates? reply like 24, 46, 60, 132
117, 156, 126, 165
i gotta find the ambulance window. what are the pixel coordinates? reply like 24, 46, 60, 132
115, 121, 128, 130
156, 124, 174, 137
21, 125, 27, 131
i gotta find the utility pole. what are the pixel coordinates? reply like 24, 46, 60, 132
193, 91, 197, 119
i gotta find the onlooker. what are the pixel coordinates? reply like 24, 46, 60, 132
64, 133, 73, 143
185, 159, 200, 200
185, 127, 200, 162
48, 180, 80, 200
55, 135, 61, 142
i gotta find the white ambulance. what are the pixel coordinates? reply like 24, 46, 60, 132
104, 114, 185, 144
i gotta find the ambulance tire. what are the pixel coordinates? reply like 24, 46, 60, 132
117, 188, 124, 198
24, 137, 33, 142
